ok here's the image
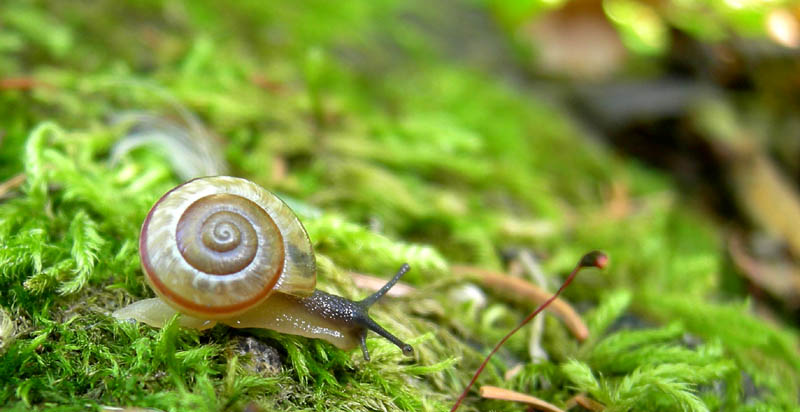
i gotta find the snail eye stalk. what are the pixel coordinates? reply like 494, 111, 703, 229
356, 264, 414, 361
359, 263, 410, 308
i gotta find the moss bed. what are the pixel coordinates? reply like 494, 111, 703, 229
1, 1, 798, 411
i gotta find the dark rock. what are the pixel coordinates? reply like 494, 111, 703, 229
233, 336, 282, 376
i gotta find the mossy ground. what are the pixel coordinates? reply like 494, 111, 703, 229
1, 1, 799, 411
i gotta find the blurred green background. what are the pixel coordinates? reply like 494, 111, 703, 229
1, 0, 800, 411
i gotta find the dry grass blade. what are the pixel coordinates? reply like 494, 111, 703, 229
452, 265, 589, 341
0, 77, 51, 90
0, 173, 26, 199
566, 393, 605, 411
349, 271, 416, 297
479, 386, 565, 412
725, 143, 800, 260
728, 234, 800, 307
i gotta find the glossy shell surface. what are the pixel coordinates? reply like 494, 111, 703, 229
140, 176, 316, 319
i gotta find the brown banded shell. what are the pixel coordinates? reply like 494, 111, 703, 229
139, 176, 316, 319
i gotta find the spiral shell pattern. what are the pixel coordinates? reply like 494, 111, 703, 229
140, 176, 316, 319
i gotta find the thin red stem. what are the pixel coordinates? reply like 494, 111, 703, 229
450, 251, 607, 412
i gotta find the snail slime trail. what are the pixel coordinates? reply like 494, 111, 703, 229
450, 251, 608, 412
114, 176, 415, 361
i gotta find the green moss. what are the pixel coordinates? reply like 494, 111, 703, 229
1, 0, 799, 411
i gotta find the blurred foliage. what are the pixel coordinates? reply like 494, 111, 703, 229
0, 0, 799, 411
485, 0, 799, 53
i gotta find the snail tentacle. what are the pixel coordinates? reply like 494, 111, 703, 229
359, 331, 371, 361
359, 263, 410, 308
353, 263, 414, 358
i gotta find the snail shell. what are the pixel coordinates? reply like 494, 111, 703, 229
140, 176, 316, 319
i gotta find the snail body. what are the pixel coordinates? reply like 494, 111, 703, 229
113, 176, 412, 360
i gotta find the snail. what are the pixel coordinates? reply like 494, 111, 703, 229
113, 176, 413, 361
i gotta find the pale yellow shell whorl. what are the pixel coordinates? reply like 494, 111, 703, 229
139, 176, 316, 319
